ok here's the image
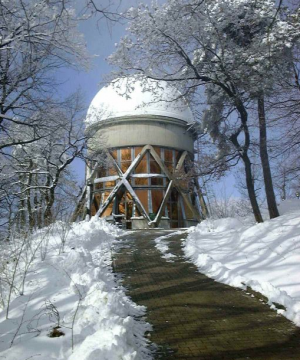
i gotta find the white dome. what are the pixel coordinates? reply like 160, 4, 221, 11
85, 77, 194, 126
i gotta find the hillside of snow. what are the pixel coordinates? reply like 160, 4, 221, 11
183, 200, 300, 326
0, 219, 152, 360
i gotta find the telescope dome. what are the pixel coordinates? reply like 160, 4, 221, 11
86, 77, 194, 127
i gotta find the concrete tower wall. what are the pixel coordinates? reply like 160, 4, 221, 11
87, 115, 195, 154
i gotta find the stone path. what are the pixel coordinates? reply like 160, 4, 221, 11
114, 230, 300, 360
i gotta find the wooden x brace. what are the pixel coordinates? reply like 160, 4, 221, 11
90, 144, 201, 226
95, 145, 151, 221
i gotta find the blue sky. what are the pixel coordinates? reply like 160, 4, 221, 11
57, 3, 126, 105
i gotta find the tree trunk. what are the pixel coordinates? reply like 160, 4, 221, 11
281, 168, 287, 201
27, 160, 35, 231
44, 187, 55, 226
33, 174, 39, 227
44, 172, 52, 226
230, 100, 263, 223
44, 197, 54, 226
257, 95, 279, 219
37, 194, 43, 229
243, 153, 264, 223
19, 198, 26, 230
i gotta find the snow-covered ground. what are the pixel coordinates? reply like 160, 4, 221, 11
0, 218, 152, 360
183, 200, 300, 326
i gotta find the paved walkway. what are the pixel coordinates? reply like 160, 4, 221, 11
114, 230, 300, 360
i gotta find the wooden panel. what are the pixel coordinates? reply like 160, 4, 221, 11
171, 221, 179, 228
135, 190, 149, 213
110, 149, 117, 160
126, 192, 133, 220
97, 168, 106, 177
91, 194, 101, 216
176, 168, 189, 191
121, 148, 131, 161
165, 149, 173, 162
135, 177, 148, 186
135, 147, 143, 157
120, 148, 132, 172
121, 162, 131, 172
135, 154, 147, 174
167, 188, 179, 223
108, 164, 118, 176
170, 188, 179, 202
151, 190, 163, 214
150, 155, 161, 173
94, 183, 103, 190
184, 198, 194, 219
153, 146, 161, 157
102, 191, 113, 217
166, 162, 174, 173
118, 193, 126, 215
171, 203, 178, 219
151, 177, 163, 186
104, 180, 116, 188
91, 203, 96, 216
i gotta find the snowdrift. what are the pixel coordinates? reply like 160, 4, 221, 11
0, 218, 152, 360
183, 200, 300, 326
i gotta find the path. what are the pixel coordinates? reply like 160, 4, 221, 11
114, 230, 300, 360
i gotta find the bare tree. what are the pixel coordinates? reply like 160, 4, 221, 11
0, 0, 88, 152
7, 92, 86, 229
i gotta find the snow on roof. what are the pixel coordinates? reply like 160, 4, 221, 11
85, 77, 194, 127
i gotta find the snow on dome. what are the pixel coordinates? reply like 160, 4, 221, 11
85, 77, 194, 126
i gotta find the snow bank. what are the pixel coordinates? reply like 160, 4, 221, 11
0, 218, 152, 360
183, 203, 300, 326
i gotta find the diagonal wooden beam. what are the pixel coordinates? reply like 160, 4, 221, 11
173, 152, 202, 222
179, 192, 201, 222
107, 152, 150, 222
150, 149, 201, 226
86, 161, 99, 185
149, 180, 174, 228
175, 151, 188, 172
71, 186, 87, 222
92, 194, 99, 212
124, 145, 151, 177
122, 177, 151, 222
95, 182, 122, 218
148, 145, 173, 180
86, 184, 92, 220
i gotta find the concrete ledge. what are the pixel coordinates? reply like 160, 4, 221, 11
131, 217, 170, 229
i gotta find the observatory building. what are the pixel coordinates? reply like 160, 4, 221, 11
83, 77, 203, 229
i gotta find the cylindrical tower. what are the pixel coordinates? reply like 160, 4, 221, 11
84, 78, 202, 229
